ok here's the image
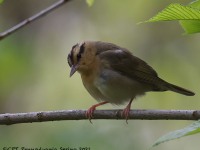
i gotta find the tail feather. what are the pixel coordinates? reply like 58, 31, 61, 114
165, 83, 195, 96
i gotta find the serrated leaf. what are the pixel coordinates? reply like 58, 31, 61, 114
86, 0, 94, 7
142, 2, 200, 34
146, 3, 200, 22
152, 120, 200, 147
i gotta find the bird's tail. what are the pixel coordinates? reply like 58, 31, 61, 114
164, 82, 195, 96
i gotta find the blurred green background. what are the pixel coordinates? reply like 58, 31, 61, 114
0, 0, 199, 149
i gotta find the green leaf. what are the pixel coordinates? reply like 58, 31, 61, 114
180, 20, 200, 34
145, 3, 200, 22
152, 120, 200, 147
0, 0, 4, 4
179, 0, 200, 34
142, 2, 200, 34
189, 0, 200, 9
86, 0, 94, 7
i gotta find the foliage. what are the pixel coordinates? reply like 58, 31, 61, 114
144, 0, 200, 34
152, 120, 200, 147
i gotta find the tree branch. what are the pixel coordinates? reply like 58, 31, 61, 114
0, 109, 200, 125
0, 0, 71, 41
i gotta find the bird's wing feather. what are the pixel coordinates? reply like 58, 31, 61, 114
98, 49, 164, 90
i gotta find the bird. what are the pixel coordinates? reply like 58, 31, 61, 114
67, 41, 195, 122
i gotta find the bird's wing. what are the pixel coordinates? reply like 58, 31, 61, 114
98, 49, 164, 90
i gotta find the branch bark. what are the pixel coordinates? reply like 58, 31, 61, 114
0, 0, 71, 40
0, 109, 200, 125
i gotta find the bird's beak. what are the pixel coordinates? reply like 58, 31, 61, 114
70, 64, 79, 77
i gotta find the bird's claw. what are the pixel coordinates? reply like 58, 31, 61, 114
121, 107, 131, 124
86, 106, 96, 123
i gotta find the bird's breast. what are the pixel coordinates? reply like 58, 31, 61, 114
80, 67, 108, 102
93, 69, 149, 104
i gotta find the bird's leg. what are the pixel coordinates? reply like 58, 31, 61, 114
122, 98, 133, 123
86, 101, 108, 123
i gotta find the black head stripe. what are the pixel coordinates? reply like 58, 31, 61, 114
72, 43, 78, 50
67, 52, 73, 67
79, 42, 85, 55
77, 42, 85, 62
68, 44, 78, 67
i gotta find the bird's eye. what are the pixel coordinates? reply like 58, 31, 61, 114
77, 42, 85, 61
77, 53, 81, 60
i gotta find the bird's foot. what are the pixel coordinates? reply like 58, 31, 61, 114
85, 101, 108, 123
121, 99, 133, 124
86, 106, 96, 123
121, 106, 131, 124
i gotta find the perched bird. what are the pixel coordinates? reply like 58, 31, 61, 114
67, 41, 195, 122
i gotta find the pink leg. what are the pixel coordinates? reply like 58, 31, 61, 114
122, 99, 133, 123
86, 101, 108, 123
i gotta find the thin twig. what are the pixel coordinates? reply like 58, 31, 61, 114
0, 109, 200, 125
0, 0, 72, 41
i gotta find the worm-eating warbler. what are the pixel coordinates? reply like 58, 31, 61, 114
67, 41, 195, 121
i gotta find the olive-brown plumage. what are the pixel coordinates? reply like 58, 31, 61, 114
68, 41, 195, 121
